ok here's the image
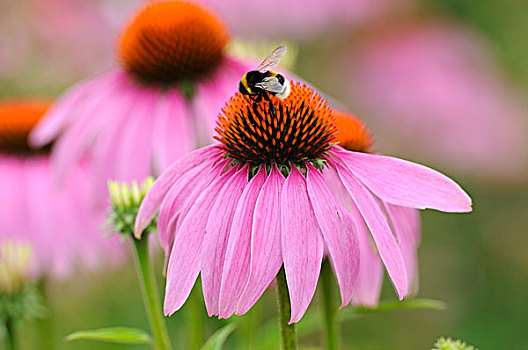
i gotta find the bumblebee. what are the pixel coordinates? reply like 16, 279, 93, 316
239, 46, 291, 101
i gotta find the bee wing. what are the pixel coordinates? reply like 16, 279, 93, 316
256, 45, 287, 72
255, 76, 284, 94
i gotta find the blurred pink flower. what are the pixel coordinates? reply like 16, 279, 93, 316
0, 100, 123, 278
0, 0, 125, 85
204, 0, 407, 39
27, 0, 116, 78
135, 83, 470, 323
30, 1, 251, 203
344, 23, 528, 181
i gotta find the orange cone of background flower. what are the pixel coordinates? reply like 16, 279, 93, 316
30, 0, 252, 204
0, 100, 123, 277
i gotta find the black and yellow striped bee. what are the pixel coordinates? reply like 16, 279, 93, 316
239, 46, 291, 101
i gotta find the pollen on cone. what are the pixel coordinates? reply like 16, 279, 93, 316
333, 110, 373, 153
0, 100, 51, 154
119, 1, 230, 84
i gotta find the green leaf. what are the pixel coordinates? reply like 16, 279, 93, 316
351, 298, 447, 314
65, 327, 153, 345
201, 323, 236, 350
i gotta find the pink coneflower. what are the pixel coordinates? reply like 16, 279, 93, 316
345, 22, 528, 181
331, 111, 420, 306
203, 0, 404, 39
0, 100, 122, 278
136, 82, 471, 323
30, 0, 251, 201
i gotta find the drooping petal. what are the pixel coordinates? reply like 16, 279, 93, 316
159, 159, 231, 275
163, 168, 232, 316
152, 89, 192, 172
50, 74, 128, 182
114, 89, 159, 181
281, 166, 324, 323
322, 163, 354, 210
334, 161, 408, 299
157, 160, 219, 252
134, 145, 220, 237
350, 204, 384, 307
88, 79, 141, 204
237, 165, 285, 315
306, 165, 359, 306
218, 167, 267, 319
202, 165, 248, 316
331, 147, 472, 212
385, 204, 421, 296
29, 71, 122, 146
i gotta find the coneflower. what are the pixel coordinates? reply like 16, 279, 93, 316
0, 100, 122, 277
136, 82, 471, 324
30, 1, 252, 202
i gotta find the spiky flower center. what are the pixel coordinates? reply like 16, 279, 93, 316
334, 111, 373, 153
0, 100, 51, 155
215, 82, 337, 168
119, 1, 229, 85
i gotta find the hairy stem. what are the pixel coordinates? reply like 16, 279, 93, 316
131, 237, 172, 350
276, 267, 297, 350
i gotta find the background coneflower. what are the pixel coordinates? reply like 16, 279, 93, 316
29, 0, 253, 204
0, 100, 123, 278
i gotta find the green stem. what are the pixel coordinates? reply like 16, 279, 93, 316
131, 237, 172, 350
5, 316, 16, 350
186, 283, 203, 350
276, 267, 297, 350
36, 280, 54, 350
321, 259, 339, 350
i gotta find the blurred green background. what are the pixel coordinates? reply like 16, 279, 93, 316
2, 0, 528, 348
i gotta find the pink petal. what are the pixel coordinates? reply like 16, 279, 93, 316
114, 89, 159, 182
385, 204, 421, 296
350, 203, 384, 307
89, 84, 141, 204
29, 71, 122, 146
134, 145, 220, 237
322, 162, 384, 306
331, 147, 472, 212
218, 167, 267, 319
158, 159, 231, 274
49, 72, 127, 181
202, 165, 248, 316
334, 161, 408, 299
306, 165, 359, 306
192, 57, 251, 144
237, 165, 285, 315
157, 160, 219, 253
152, 89, 192, 173
281, 166, 324, 323
163, 169, 231, 316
